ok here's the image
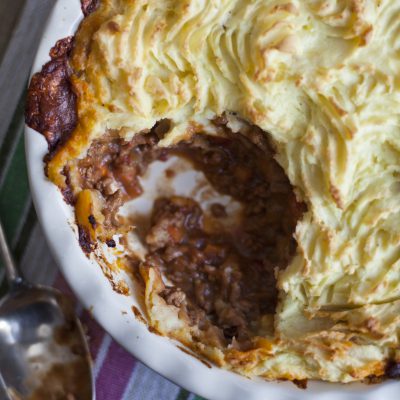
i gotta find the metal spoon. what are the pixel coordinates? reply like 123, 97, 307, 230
0, 220, 94, 399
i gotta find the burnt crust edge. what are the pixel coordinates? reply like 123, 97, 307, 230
25, 36, 77, 154
81, 0, 100, 17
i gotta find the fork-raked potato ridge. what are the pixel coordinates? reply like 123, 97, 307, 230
47, 0, 400, 382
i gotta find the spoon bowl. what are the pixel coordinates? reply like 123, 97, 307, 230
0, 221, 94, 399
0, 282, 93, 399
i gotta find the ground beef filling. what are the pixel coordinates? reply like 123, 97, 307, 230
77, 121, 170, 227
78, 120, 305, 344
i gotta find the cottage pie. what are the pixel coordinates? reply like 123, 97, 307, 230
26, 0, 400, 384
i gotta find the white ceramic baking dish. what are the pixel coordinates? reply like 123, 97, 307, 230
24, 1, 400, 399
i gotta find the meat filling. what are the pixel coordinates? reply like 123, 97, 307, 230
77, 118, 305, 343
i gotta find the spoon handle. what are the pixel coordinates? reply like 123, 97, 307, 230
0, 220, 19, 284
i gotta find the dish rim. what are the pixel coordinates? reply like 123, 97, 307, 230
24, 1, 400, 399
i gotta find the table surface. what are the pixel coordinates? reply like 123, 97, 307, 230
0, 2, 205, 399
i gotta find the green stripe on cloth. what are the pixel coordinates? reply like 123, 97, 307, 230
0, 127, 30, 245
0, 98, 33, 296
176, 389, 191, 400
13, 203, 37, 263
0, 88, 26, 172
176, 389, 206, 400
0, 88, 36, 252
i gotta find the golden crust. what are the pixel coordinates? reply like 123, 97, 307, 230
38, 0, 400, 383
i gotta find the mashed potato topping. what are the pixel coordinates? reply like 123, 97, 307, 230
40, 0, 400, 382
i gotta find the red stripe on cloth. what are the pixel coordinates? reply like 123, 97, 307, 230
80, 309, 106, 360
53, 272, 75, 296
96, 339, 137, 400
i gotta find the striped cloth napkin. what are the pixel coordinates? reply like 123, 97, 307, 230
0, 1, 206, 399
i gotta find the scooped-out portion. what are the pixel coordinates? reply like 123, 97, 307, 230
76, 116, 305, 346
